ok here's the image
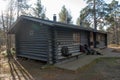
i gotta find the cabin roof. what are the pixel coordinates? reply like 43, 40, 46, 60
8, 15, 107, 34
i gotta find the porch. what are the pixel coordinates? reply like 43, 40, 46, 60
55, 48, 120, 71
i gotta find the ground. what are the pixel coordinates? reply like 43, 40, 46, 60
0, 47, 120, 80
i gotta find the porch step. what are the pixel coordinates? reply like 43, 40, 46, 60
56, 53, 86, 64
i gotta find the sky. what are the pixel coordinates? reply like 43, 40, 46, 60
41, 0, 87, 23
0, 0, 8, 11
0, 0, 120, 24
39, 0, 120, 23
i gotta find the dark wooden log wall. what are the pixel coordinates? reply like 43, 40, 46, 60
16, 20, 49, 62
55, 28, 88, 60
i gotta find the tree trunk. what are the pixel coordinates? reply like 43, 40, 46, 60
93, 0, 97, 48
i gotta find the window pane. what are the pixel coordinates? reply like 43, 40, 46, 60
73, 32, 80, 43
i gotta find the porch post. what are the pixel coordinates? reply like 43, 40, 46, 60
105, 34, 107, 47
88, 31, 90, 47
93, 32, 97, 48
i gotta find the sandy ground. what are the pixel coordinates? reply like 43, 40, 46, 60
0, 47, 120, 80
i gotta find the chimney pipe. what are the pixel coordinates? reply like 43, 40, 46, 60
53, 14, 56, 22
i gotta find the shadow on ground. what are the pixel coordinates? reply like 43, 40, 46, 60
8, 56, 46, 80
10, 57, 77, 80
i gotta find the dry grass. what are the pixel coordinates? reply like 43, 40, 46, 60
108, 44, 120, 53
112, 48, 120, 53
108, 44, 120, 48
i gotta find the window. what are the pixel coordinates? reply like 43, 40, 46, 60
29, 30, 34, 36
98, 34, 104, 41
73, 32, 80, 43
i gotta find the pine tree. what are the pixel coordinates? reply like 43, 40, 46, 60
59, 5, 72, 24
17, 0, 30, 17
32, 0, 46, 19
106, 0, 120, 45
76, 0, 107, 29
